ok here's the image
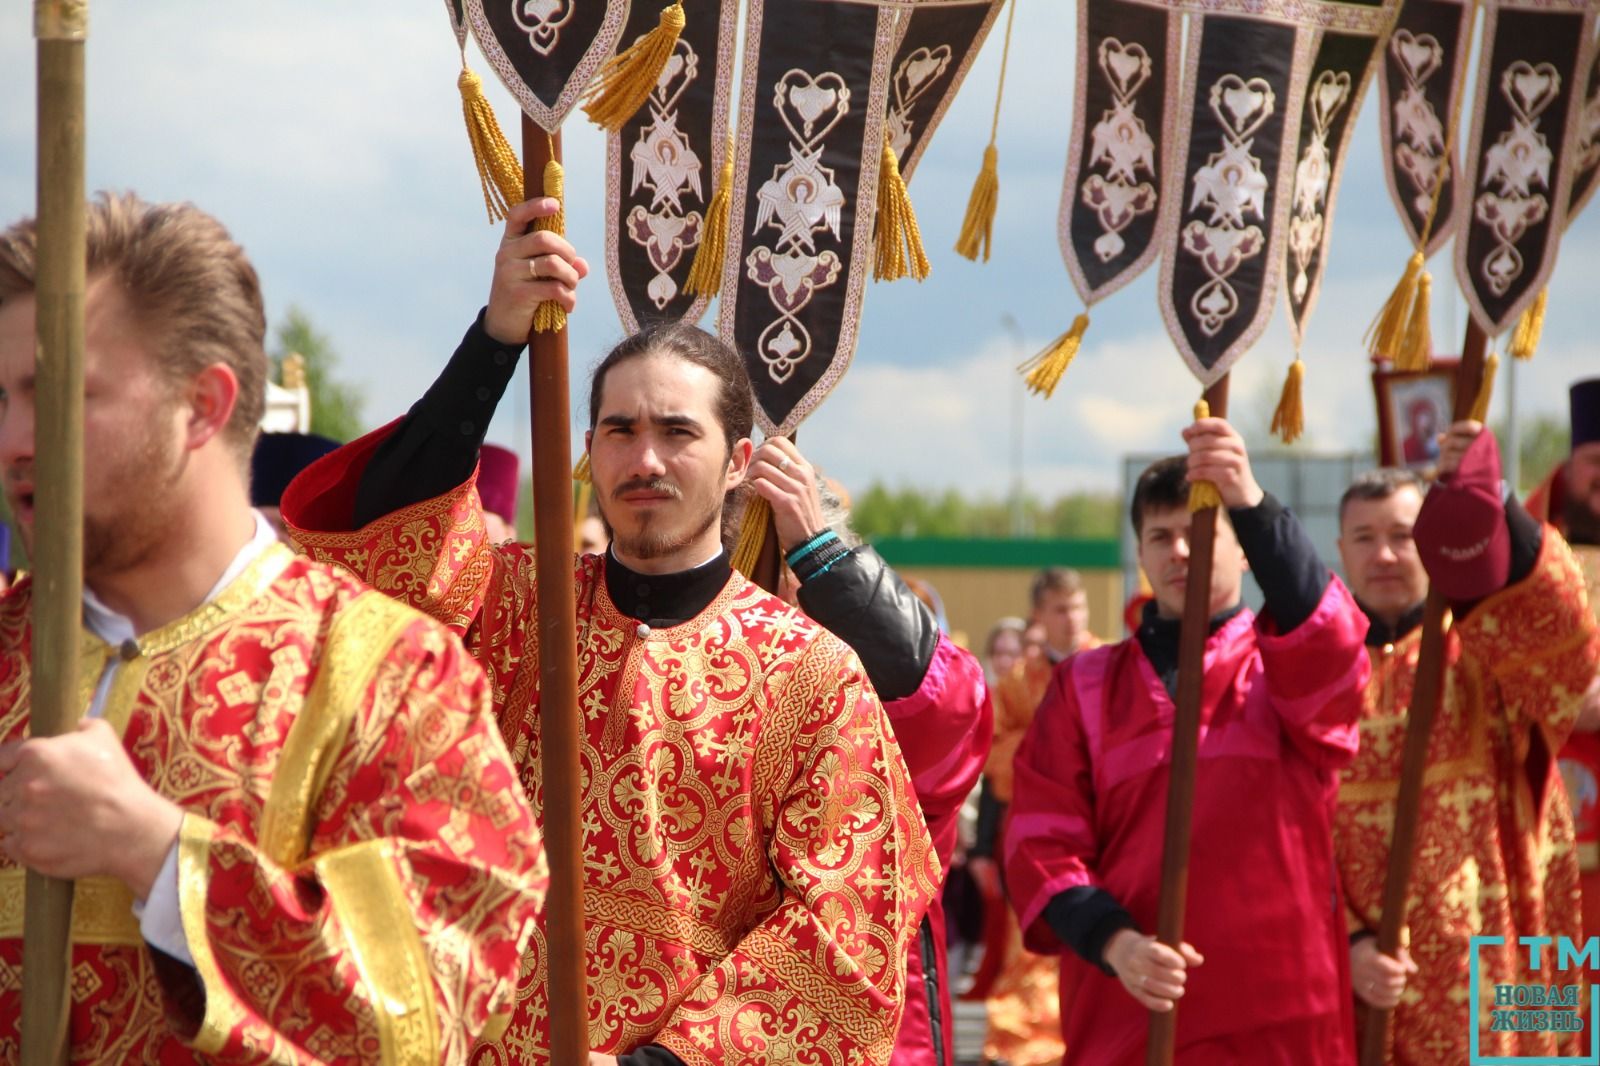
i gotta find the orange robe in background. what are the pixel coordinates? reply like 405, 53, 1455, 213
0, 545, 543, 1063
1335, 533, 1599, 1063
983, 642, 1097, 1066
283, 427, 940, 1066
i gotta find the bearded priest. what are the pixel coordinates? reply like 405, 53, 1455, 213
0, 194, 544, 1062
281, 197, 940, 1066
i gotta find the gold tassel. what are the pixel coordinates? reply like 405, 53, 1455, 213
1469, 350, 1500, 423
685, 136, 735, 297
459, 66, 525, 222
1395, 271, 1432, 372
873, 137, 931, 283
954, 144, 1000, 262
1365, 251, 1424, 362
533, 154, 567, 334
730, 494, 771, 578
1270, 357, 1306, 445
1188, 399, 1223, 512
1510, 288, 1547, 360
573, 453, 591, 483
1019, 314, 1089, 399
582, 1, 687, 132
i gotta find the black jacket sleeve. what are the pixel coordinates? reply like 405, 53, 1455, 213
1044, 886, 1138, 974
352, 309, 525, 528
795, 545, 940, 702
1228, 493, 1330, 633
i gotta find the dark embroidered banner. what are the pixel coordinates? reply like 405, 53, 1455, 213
1284, 26, 1384, 348
887, 0, 1006, 182
1376, 0, 1473, 257
1454, 1, 1596, 335
1158, 15, 1306, 384
1059, 0, 1181, 307
1566, 37, 1600, 223
446, 0, 468, 47
467, 0, 628, 131
716, 0, 895, 437
604, 0, 739, 331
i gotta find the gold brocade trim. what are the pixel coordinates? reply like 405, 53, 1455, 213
1580, 841, 1599, 872
258, 591, 416, 868
135, 543, 295, 657
177, 815, 247, 1055
0, 870, 140, 944
1338, 753, 1483, 804
317, 839, 440, 1066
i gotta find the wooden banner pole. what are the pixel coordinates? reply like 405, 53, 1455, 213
23, 3, 88, 1063
521, 119, 590, 1064
1358, 316, 1489, 1066
1146, 374, 1230, 1066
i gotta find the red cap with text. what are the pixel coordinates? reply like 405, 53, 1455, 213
1413, 429, 1509, 600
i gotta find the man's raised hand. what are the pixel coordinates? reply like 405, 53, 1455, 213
1182, 417, 1264, 510
484, 197, 591, 346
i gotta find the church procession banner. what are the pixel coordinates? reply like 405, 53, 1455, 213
1452, 0, 1598, 337
1049, 0, 1394, 389
603, 0, 739, 331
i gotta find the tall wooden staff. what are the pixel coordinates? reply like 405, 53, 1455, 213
1358, 321, 1488, 1065
521, 121, 587, 1065
24, 2, 87, 1063
1145, 379, 1227, 1065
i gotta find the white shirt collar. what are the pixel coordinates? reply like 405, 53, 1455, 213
81, 511, 277, 643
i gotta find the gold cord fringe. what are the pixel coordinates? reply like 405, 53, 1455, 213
955, 144, 1000, 262
582, 1, 686, 132
573, 453, 591, 483
1019, 314, 1089, 399
873, 138, 930, 282
533, 155, 567, 334
1510, 288, 1546, 360
685, 136, 736, 297
1365, 252, 1424, 363
1395, 271, 1432, 372
1468, 350, 1500, 424
1270, 358, 1306, 445
730, 494, 771, 578
459, 66, 525, 222
1188, 399, 1222, 512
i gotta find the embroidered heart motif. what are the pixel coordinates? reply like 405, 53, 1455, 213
525, 0, 564, 23
1392, 30, 1442, 86
1100, 39, 1151, 100
1506, 61, 1561, 121
651, 42, 696, 110
1312, 71, 1352, 129
791, 84, 838, 126
1213, 75, 1275, 142
903, 48, 950, 95
778, 71, 850, 147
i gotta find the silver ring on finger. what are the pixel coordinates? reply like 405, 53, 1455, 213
527, 257, 543, 281
1141, 974, 1149, 989
778, 456, 793, 472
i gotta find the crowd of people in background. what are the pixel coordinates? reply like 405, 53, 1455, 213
2, 191, 1596, 1064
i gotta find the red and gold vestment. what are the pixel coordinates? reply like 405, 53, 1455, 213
283, 428, 941, 1066
1335, 532, 1600, 1063
0, 544, 544, 1063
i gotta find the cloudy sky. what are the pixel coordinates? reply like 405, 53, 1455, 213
2, 2, 1594, 498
